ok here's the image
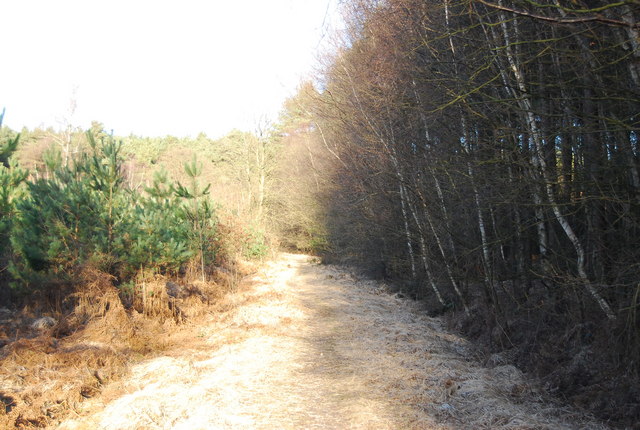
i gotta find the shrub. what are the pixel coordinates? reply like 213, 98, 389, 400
9, 133, 219, 291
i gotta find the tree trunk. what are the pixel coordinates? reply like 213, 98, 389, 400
497, 8, 616, 319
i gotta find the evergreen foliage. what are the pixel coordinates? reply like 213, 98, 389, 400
8, 132, 219, 290
3, 120, 278, 296
174, 156, 217, 280
127, 169, 193, 276
0, 109, 19, 168
0, 110, 27, 284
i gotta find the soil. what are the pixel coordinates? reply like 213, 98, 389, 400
7, 254, 610, 429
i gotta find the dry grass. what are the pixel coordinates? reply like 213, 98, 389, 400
0, 262, 247, 429
42, 254, 612, 430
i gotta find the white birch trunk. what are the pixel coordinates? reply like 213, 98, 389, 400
498, 8, 616, 319
399, 183, 417, 280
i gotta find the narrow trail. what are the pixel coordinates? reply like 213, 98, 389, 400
59, 254, 607, 430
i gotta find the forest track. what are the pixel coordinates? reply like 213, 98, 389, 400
58, 254, 608, 430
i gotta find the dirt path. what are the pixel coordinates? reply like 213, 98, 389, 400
58, 254, 607, 430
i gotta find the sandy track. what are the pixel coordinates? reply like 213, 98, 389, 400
58, 254, 607, 430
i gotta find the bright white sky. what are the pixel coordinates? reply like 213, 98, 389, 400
1, 0, 339, 138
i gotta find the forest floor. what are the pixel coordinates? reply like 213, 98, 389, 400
6, 254, 610, 429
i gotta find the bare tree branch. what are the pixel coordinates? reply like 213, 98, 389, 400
474, 0, 637, 28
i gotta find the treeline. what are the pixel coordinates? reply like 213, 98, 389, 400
0, 120, 209, 295
16, 123, 275, 232
294, 0, 639, 424
0, 115, 278, 307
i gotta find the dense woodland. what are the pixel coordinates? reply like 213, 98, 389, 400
1, 0, 640, 426
278, 0, 640, 425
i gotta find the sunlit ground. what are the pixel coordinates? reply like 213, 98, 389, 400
58, 254, 607, 430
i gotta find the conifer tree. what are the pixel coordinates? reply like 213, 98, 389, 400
126, 169, 193, 276
174, 156, 216, 281
0, 110, 27, 286
0, 109, 19, 167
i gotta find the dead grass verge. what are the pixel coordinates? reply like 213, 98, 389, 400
57, 254, 611, 430
0, 260, 255, 429
3, 254, 610, 429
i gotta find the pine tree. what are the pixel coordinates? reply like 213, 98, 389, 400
0, 110, 27, 287
0, 109, 19, 168
174, 156, 216, 281
125, 169, 193, 276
